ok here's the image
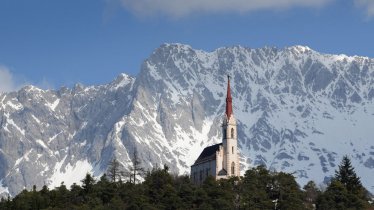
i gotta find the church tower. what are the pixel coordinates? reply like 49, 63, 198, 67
190, 75, 240, 184
222, 75, 240, 177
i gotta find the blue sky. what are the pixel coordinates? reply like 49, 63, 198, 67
0, 0, 373, 91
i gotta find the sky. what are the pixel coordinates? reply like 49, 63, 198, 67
0, 0, 374, 91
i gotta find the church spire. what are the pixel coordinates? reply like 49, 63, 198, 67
226, 75, 233, 119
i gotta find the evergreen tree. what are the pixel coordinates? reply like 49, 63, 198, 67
30, 185, 44, 210
335, 155, 364, 195
53, 182, 70, 208
317, 156, 370, 209
120, 181, 149, 208
81, 173, 96, 194
336, 155, 370, 205
108, 195, 126, 210
39, 185, 51, 208
201, 176, 233, 210
303, 180, 320, 209
70, 182, 84, 205
2, 161, 371, 210
241, 165, 273, 209
316, 179, 368, 210
143, 165, 181, 209
12, 189, 32, 210
174, 175, 196, 209
95, 174, 116, 204
317, 179, 349, 210
272, 172, 304, 210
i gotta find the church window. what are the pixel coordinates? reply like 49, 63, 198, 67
232, 146, 234, 154
231, 162, 235, 175
231, 128, 234, 138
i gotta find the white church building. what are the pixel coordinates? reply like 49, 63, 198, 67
191, 76, 240, 185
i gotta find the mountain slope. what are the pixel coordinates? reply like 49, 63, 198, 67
1, 44, 373, 196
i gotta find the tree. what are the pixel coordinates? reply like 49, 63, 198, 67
316, 179, 369, 210
108, 195, 126, 210
335, 155, 364, 194
52, 182, 70, 208
129, 148, 144, 184
317, 156, 370, 209
317, 179, 349, 210
241, 165, 273, 209
143, 165, 182, 209
174, 175, 196, 209
107, 157, 123, 182
95, 174, 115, 204
335, 155, 370, 204
303, 181, 320, 209
69, 183, 84, 205
39, 185, 51, 208
202, 176, 234, 210
0, 195, 11, 210
81, 173, 96, 194
272, 172, 304, 210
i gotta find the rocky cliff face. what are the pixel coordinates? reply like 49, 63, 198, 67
1, 44, 373, 196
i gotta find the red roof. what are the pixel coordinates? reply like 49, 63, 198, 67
226, 75, 233, 119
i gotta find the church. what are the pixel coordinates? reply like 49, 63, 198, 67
191, 76, 240, 185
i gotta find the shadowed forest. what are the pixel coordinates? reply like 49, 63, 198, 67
0, 156, 372, 210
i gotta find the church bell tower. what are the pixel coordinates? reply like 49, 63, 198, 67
222, 75, 239, 177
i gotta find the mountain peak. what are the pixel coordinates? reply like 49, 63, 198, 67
109, 73, 134, 90
160, 43, 193, 51
1, 44, 373, 198
287, 45, 314, 53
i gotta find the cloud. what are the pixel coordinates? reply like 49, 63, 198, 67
0, 65, 55, 93
119, 0, 332, 18
355, 0, 374, 17
0, 66, 18, 93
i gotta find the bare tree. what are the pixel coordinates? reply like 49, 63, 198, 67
107, 157, 122, 182
129, 147, 144, 184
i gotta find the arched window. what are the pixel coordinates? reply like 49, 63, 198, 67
232, 146, 234, 154
231, 128, 234, 139
231, 162, 235, 175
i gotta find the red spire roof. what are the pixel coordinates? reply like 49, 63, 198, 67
226, 75, 233, 119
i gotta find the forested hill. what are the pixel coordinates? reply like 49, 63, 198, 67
0, 157, 372, 210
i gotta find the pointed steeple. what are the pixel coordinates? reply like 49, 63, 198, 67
226, 75, 233, 119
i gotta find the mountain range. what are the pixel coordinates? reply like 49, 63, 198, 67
0, 43, 373, 196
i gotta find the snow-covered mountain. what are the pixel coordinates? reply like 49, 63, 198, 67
0, 43, 373, 196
